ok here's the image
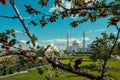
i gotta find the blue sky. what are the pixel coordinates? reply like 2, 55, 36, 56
0, 0, 118, 50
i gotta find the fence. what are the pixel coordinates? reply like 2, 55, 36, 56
0, 62, 48, 77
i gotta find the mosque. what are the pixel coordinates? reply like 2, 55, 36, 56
66, 30, 90, 54
41, 30, 91, 54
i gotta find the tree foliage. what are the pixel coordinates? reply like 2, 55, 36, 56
0, 0, 120, 80
90, 32, 116, 61
25, 0, 120, 27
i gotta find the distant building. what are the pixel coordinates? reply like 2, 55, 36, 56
66, 40, 81, 53
66, 30, 90, 54
87, 43, 93, 53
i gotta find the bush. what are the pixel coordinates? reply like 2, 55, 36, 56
81, 64, 98, 71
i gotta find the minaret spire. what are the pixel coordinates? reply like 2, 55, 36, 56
83, 30, 86, 53
67, 30, 70, 48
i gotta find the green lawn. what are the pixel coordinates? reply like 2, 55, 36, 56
0, 54, 120, 80
0, 68, 91, 80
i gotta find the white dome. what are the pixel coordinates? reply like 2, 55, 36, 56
72, 40, 79, 45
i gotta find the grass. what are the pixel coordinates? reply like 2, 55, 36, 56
0, 54, 120, 80
106, 57, 120, 67
0, 69, 41, 80
0, 67, 90, 80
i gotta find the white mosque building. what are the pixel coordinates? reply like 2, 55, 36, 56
66, 30, 90, 54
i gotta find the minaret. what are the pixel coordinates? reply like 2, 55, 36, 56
67, 31, 70, 49
83, 30, 86, 53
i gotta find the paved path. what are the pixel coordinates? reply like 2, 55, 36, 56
0, 71, 28, 78
111, 55, 120, 59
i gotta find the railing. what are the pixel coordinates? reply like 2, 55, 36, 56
0, 62, 48, 77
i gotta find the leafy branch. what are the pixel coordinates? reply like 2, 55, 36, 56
100, 26, 120, 79
0, 1, 101, 79
0, 14, 18, 19
10, 0, 33, 39
0, 0, 120, 80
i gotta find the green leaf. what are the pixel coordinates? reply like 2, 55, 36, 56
107, 23, 111, 28
0, 33, 2, 37
67, 62, 71, 68
31, 35, 38, 47
36, 49, 44, 57
9, 39, 16, 46
37, 67, 44, 75
0, 32, 6, 37
11, 28, 16, 38
19, 44, 23, 48
38, 0, 49, 7
26, 41, 30, 44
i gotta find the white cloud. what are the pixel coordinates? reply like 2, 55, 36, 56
88, 28, 106, 33
85, 37, 91, 41
88, 30, 92, 33
61, 0, 65, 4
49, 5, 63, 13
65, 2, 72, 9
19, 40, 27, 44
40, 38, 67, 50
118, 39, 120, 42
40, 37, 91, 50
95, 29, 105, 32
70, 14, 79, 20
85, 0, 98, 2
113, 32, 117, 34
15, 30, 27, 35
41, 38, 67, 45
80, 37, 90, 41
49, 0, 72, 13
15, 30, 22, 33
49, 0, 98, 13
49, 0, 98, 19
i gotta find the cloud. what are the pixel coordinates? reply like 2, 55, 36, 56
15, 30, 27, 35
19, 40, 33, 46
49, 5, 63, 13
113, 32, 117, 34
19, 40, 27, 44
40, 38, 67, 49
15, 30, 22, 33
79, 37, 91, 42
41, 38, 67, 45
49, 0, 72, 13
95, 29, 105, 32
118, 39, 120, 42
65, 1, 72, 9
70, 14, 79, 20
88, 28, 106, 33
49, 0, 98, 12
85, 37, 91, 41
40, 37, 91, 50
88, 30, 92, 33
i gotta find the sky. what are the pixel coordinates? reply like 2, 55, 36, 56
0, 0, 118, 50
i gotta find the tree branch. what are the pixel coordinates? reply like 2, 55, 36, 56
0, 50, 18, 57
0, 15, 18, 19
45, 54, 99, 80
100, 26, 120, 79
7, 0, 117, 79
58, 2, 115, 11
10, 0, 33, 39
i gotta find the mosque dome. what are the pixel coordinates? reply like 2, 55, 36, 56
72, 40, 79, 45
